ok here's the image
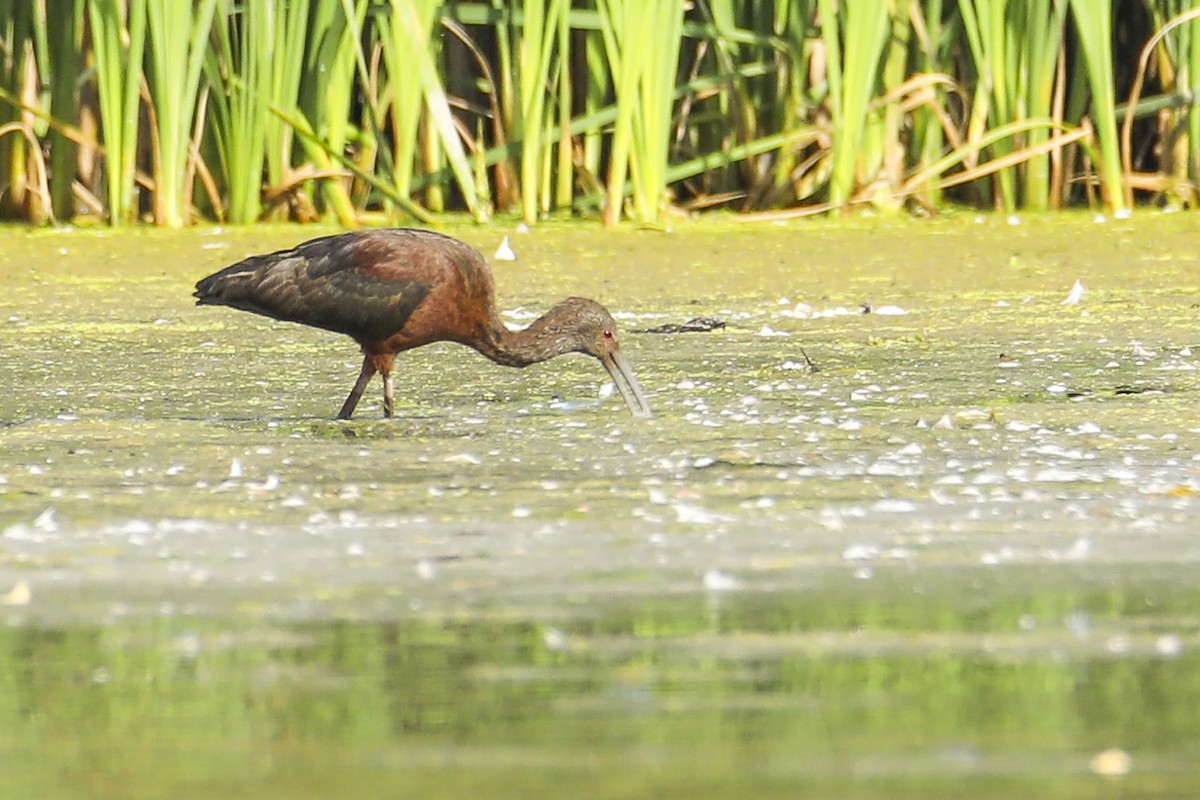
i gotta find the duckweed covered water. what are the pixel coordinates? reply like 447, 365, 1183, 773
2, 215, 1199, 797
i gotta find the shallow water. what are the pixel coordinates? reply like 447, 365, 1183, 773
2, 214, 1199, 796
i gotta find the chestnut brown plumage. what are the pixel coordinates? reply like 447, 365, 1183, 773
194, 229, 653, 419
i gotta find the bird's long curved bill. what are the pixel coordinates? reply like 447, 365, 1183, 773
603, 350, 653, 418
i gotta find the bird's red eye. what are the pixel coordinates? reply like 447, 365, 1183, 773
603, 329, 614, 339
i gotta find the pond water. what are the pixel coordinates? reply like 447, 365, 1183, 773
1, 214, 1199, 797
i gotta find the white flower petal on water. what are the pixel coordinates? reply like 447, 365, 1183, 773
494, 235, 517, 261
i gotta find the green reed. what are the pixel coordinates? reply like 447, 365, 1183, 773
86, 0, 145, 225
1067, 0, 1125, 213
1, 0, 1198, 227
144, 0, 217, 226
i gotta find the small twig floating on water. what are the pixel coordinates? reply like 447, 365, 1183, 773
635, 317, 726, 334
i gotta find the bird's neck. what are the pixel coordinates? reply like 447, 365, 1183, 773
476, 307, 578, 368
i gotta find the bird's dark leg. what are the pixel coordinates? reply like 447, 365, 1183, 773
337, 355, 377, 420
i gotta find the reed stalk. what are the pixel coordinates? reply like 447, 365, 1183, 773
816, 0, 890, 213
145, 0, 217, 226
86, 0, 146, 225
206, 0, 275, 223
597, 0, 684, 224
1067, 0, 1126, 212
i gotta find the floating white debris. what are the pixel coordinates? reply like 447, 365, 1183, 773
444, 452, 482, 465
932, 414, 955, 430
494, 235, 517, 261
1092, 213, 1106, 224
1006, 214, 1021, 225
1061, 279, 1086, 305
33, 507, 57, 533
1103, 360, 1120, 368
842, 543, 877, 561
778, 303, 814, 319
543, 627, 567, 650
673, 502, 720, 524
1179, 346, 1192, 357
1131, 342, 1156, 359
598, 381, 615, 399
515, 222, 531, 234
810, 306, 857, 318
757, 324, 788, 337
1088, 748, 1132, 777
1155, 634, 1183, 657
512, 506, 532, 518
873, 499, 916, 513
415, 559, 437, 580
0, 580, 31, 606
1064, 537, 1091, 560
1113, 207, 1132, 220
248, 474, 280, 492
1046, 383, 1068, 394
228, 458, 243, 479
1034, 468, 1097, 483
872, 305, 908, 316
702, 568, 741, 592
646, 487, 670, 505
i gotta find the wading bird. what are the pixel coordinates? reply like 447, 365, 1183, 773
194, 229, 653, 420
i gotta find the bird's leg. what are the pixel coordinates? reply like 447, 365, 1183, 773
382, 371, 395, 418
376, 354, 396, 418
337, 355, 377, 420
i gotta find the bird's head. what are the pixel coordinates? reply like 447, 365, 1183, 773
542, 297, 653, 417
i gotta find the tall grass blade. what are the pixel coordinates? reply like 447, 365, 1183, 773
145, 0, 218, 226
87, 0, 147, 225
1068, 0, 1126, 212
817, 0, 889, 213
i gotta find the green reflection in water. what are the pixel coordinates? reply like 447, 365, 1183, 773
2, 584, 1197, 799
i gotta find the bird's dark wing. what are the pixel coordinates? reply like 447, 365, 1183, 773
195, 232, 433, 342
